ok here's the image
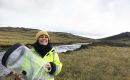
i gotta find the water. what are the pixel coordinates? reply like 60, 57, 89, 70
54, 43, 89, 53
0, 43, 89, 76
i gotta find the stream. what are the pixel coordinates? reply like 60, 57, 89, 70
0, 43, 89, 76
54, 43, 89, 53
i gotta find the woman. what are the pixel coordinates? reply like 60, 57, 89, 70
31, 30, 62, 80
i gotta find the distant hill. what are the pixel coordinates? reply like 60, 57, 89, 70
98, 32, 130, 46
101, 32, 130, 42
87, 32, 130, 47
0, 27, 95, 45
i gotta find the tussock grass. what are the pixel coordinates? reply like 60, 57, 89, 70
56, 46, 130, 80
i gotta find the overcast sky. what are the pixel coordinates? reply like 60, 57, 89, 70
0, 0, 130, 39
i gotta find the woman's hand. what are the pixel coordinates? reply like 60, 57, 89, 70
43, 62, 51, 72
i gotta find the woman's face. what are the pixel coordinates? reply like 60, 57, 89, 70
38, 35, 49, 46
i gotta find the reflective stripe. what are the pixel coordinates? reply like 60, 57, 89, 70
36, 74, 54, 79
52, 50, 55, 62
29, 51, 35, 76
32, 62, 47, 80
54, 64, 62, 75
33, 67, 54, 80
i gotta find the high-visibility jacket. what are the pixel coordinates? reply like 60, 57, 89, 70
31, 47, 62, 80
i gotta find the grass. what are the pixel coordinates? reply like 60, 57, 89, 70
56, 45, 130, 80
0, 31, 35, 45
1, 44, 130, 80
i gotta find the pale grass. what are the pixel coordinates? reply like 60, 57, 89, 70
56, 46, 130, 80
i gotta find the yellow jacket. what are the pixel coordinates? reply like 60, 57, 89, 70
31, 47, 62, 80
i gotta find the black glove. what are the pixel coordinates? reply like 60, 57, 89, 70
49, 62, 56, 74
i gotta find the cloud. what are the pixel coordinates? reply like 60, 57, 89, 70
0, 0, 130, 38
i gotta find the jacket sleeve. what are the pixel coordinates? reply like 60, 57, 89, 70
53, 49, 63, 76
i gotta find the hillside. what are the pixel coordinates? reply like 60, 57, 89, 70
99, 32, 130, 44
86, 32, 130, 47
102, 32, 130, 41
0, 27, 95, 46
